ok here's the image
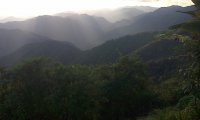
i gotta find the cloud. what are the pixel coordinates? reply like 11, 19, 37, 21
125, 0, 193, 6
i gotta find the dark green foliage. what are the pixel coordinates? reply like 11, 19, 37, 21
0, 56, 157, 120
0, 4, 197, 120
0, 67, 5, 80
153, 78, 184, 105
192, 0, 200, 7
174, 0, 200, 113
142, 1, 200, 119
104, 56, 155, 120
134, 38, 186, 80
76, 32, 157, 64
147, 57, 186, 80
136, 39, 184, 61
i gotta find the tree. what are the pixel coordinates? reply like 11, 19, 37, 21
104, 55, 155, 120
174, 0, 200, 101
157, 1, 200, 119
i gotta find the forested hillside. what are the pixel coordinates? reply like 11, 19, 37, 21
140, 1, 200, 119
0, 1, 199, 120
0, 32, 184, 70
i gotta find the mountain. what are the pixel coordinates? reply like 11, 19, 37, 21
0, 40, 81, 67
0, 6, 194, 51
80, 6, 157, 22
0, 32, 156, 67
135, 38, 185, 79
76, 32, 157, 64
54, 13, 112, 32
136, 39, 184, 62
0, 15, 112, 50
107, 6, 195, 39
75, 32, 185, 78
0, 31, 185, 75
0, 17, 25, 23
75, 32, 184, 65
131, 6, 157, 12
0, 29, 54, 57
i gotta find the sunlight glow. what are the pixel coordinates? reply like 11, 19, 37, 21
0, 0, 193, 17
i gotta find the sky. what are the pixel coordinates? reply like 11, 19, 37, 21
0, 0, 193, 17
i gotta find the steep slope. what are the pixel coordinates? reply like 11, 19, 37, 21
136, 39, 184, 61
77, 32, 185, 79
76, 32, 157, 64
135, 39, 185, 79
0, 40, 81, 67
0, 15, 112, 50
0, 29, 52, 57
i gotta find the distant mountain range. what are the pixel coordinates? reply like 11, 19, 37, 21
0, 31, 184, 70
57, 6, 157, 22
0, 17, 25, 23
0, 5, 194, 50
107, 5, 195, 39
0, 5, 194, 67
0, 15, 110, 50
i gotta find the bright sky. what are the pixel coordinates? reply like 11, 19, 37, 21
0, 0, 193, 17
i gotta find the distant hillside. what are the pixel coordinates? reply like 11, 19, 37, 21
1, 32, 157, 67
0, 32, 185, 78
80, 6, 156, 22
76, 32, 157, 64
0, 6, 194, 51
75, 32, 184, 64
0, 15, 112, 50
107, 6, 195, 39
0, 40, 81, 67
77, 32, 185, 79
0, 17, 25, 23
0, 29, 52, 57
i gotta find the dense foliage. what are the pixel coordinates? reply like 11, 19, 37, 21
141, 1, 200, 119
0, 34, 188, 120
0, 2, 199, 120
0, 56, 159, 120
